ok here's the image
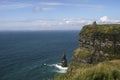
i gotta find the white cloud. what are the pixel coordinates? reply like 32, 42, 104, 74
99, 16, 120, 23
0, 1, 103, 11
35, 2, 104, 10
0, 17, 120, 31
0, 19, 92, 31
100, 16, 108, 22
0, 1, 56, 12
39, 2, 64, 6
34, 5, 55, 12
0, 2, 33, 10
42, 7, 55, 11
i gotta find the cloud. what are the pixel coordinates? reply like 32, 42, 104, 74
34, 5, 54, 12
99, 16, 120, 23
42, 7, 55, 11
37, 2, 103, 9
0, 16, 120, 31
100, 16, 108, 22
33, 2, 104, 12
0, 19, 92, 31
0, 1, 55, 11
39, 2, 64, 6
0, 1, 103, 11
0, 1, 33, 10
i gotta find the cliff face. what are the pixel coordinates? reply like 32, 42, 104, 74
72, 22, 120, 64
54, 23, 120, 80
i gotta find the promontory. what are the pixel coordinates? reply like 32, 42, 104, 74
54, 22, 120, 80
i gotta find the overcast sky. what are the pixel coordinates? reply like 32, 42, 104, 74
0, 0, 120, 31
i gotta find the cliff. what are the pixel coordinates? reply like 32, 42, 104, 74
54, 22, 120, 80
73, 22, 120, 64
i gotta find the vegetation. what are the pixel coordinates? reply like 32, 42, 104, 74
54, 60, 120, 80
79, 24, 120, 39
73, 47, 92, 58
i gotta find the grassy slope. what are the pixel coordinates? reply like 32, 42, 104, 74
54, 60, 120, 80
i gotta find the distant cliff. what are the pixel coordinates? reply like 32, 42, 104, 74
54, 22, 120, 80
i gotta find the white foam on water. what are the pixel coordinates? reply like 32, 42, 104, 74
55, 69, 67, 73
54, 63, 68, 73
55, 64, 68, 70
47, 63, 68, 73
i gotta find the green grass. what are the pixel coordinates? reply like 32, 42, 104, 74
54, 60, 120, 80
73, 47, 92, 58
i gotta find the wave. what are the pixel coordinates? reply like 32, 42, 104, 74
55, 69, 67, 73
47, 63, 68, 73
55, 63, 68, 70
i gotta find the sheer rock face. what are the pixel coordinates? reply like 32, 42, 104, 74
61, 53, 67, 67
73, 23, 120, 64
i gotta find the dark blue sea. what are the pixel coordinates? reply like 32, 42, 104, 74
0, 31, 79, 80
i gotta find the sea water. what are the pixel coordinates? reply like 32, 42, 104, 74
0, 31, 79, 80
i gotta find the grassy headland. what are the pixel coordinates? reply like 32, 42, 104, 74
54, 22, 120, 80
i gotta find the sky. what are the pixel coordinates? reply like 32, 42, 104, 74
0, 0, 120, 31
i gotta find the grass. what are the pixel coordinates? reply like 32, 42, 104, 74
73, 47, 92, 58
54, 60, 120, 80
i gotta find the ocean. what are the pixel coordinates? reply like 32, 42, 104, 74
0, 31, 79, 80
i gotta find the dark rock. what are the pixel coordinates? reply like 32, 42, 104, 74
61, 53, 67, 67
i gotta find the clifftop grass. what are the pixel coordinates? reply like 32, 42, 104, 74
54, 60, 120, 80
79, 24, 120, 39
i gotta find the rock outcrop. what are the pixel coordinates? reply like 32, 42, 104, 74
61, 53, 67, 67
